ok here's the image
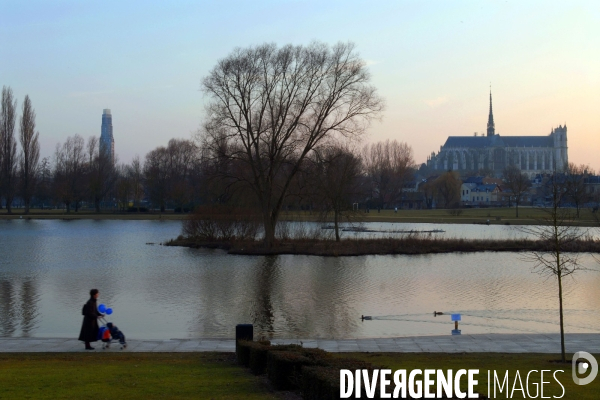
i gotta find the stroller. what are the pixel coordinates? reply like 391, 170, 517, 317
98, 318, 127, 350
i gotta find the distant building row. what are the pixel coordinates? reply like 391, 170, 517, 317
426, 92, 568, 177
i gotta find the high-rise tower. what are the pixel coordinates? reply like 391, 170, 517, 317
486, 90, 495, 137
100, 109, 114, 163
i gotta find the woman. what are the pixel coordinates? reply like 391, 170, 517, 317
78, 289, 104, 350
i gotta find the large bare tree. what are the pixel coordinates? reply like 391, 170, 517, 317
503, 164, 531, 218
1, 86, 18, 213
201, 42, 383, 246
362, 140, 415, 211
19, 95, 40, 214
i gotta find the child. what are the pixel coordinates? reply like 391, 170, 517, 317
106, 322, 127, 348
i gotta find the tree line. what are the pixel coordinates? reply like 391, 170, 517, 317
1, 86, 40, 214
3, 42, 597, 247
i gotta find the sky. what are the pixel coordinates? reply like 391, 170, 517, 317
1, 1, 599, 169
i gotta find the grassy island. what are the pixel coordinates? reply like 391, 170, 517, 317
166, 235, 600, 256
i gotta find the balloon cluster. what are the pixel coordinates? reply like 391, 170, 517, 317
98, 304, 113, 315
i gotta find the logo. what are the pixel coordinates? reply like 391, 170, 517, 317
572, 351, 598, 386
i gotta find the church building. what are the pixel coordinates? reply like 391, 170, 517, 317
426, 92, 568, 178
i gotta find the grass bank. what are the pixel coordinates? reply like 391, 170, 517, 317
3, 352, 595, 399
167, 236, 600, 256
0, 353, 281, 399
278, 207, 600, 227
0, 209, 187, 220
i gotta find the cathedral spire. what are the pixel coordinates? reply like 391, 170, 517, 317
487, 88, 495, 137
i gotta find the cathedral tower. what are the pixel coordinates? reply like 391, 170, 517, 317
486, 90, 495, 137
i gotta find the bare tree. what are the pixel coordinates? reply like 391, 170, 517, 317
503, 165, 531, 218
362, 140, 415, 211
115, 164, 131, 211
36, 157, 52, 208
143, 139, 197, 213
166, 138, 197, 211
310, 144, 363, 241
564, 163, 593, 218
53, 135, 86, 212
129, 155, 143, 211
433, 171, 461, 208
19, 95, 40, 213
1, 86, 18, 213
419, 177, 437, 209
87, 135, 117, 212
144, 146, 169, 212
201, 42, 383, 246
520, 174, 590, 363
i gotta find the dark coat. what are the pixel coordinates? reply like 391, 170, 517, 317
78, 297, 101, 342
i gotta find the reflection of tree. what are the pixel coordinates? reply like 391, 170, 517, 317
0, 280, 16, 336
0, 278, 39, 337
307, 257, 361, 338
250, 256, 278, 338
20, 279, 37, 336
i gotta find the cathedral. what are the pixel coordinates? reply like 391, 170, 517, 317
426, 92, 568, 178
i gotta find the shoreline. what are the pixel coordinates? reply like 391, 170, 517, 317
2, 208, 599, 226
2, 333, 598, 353
166, 236, 600, 256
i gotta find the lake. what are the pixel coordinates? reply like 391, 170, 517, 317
1, 219, 598, 340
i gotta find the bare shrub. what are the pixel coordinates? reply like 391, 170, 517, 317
447, 208, 463, 216
182, 205, 260, 241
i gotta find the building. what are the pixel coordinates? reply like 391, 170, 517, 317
100, 109, 115, 163
426, 92, 568, 178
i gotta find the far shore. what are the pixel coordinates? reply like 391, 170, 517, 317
166, 236, 600, 256
2, 207, 600, 227
0, 209, 188, 220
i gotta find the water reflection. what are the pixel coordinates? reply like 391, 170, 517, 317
249, 256, 277, 335
0, 220, 598, 339
0, 278, 40, 337
0, 280, 16, 336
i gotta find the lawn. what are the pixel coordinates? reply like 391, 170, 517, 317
341, 352, 600, 399
0, 353, 279, 400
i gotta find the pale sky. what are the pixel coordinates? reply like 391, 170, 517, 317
1, 1, 599, 169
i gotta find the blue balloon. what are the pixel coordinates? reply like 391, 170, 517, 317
105, 308, 113, 315
98, 304, 106, 313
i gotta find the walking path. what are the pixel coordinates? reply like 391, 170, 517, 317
1, 333, 599, 353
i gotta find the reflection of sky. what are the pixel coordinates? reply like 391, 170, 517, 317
0, 220, 599, 339
2, 2, 599, 169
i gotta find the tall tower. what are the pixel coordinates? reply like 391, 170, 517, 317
486, 90, 495, 137
100, 109, 114, 163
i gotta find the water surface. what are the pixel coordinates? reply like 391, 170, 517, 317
0, 219, 598, 339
